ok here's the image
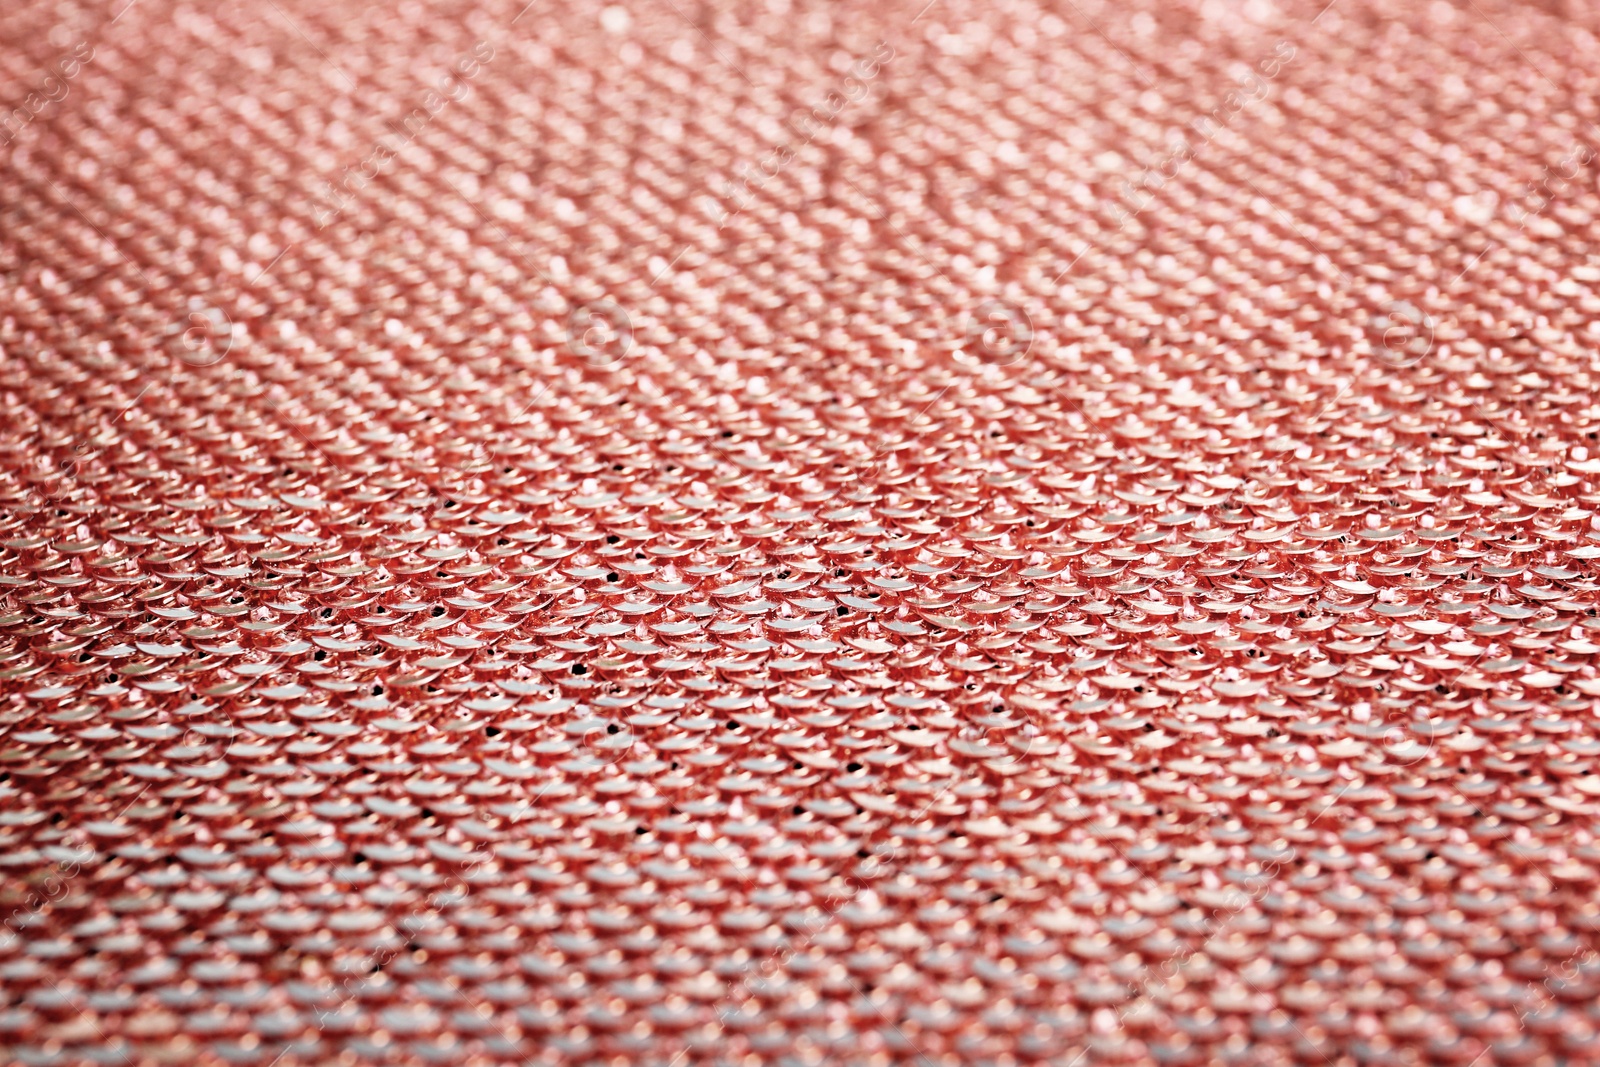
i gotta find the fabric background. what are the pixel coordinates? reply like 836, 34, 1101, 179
4, 0, 1600, 1063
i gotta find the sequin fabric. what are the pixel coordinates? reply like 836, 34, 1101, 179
4, 0, 1600, 1063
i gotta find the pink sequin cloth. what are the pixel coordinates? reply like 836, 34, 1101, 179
3, 0, 1600, 1063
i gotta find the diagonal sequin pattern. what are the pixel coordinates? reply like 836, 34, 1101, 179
4, 0, 1600, 1063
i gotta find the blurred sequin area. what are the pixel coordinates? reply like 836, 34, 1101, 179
5, 0, 1600, 1063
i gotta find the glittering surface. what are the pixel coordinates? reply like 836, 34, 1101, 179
5, 0, 1600, 1063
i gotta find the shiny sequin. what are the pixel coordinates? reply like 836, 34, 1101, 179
4, 0, 1600, 1063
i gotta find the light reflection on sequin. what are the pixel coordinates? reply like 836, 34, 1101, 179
2, 0, 1600, 1063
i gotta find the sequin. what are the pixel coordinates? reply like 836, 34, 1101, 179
5, 0, 1600, 1063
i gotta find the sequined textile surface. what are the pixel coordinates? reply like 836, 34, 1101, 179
5, 0, 1600, 1063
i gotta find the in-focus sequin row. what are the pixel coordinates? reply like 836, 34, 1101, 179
4, 0, 1600, 1063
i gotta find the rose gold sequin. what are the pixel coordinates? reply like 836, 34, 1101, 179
4, 0, 1600, 1063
